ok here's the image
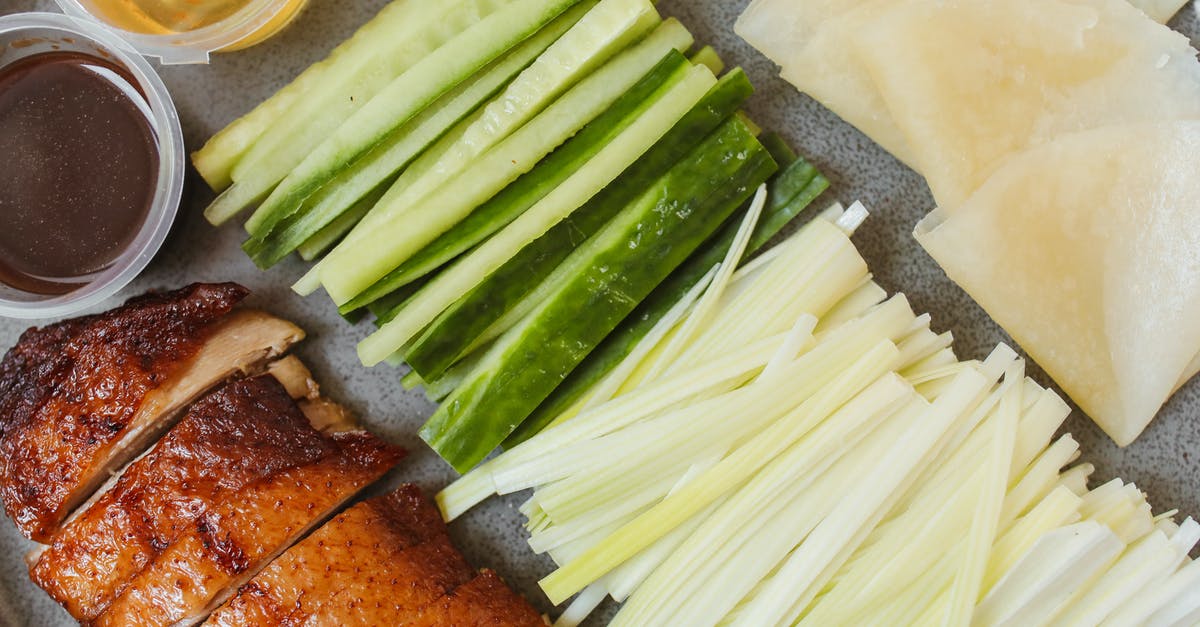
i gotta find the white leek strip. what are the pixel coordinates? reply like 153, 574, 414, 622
1056, 463, 1096, 496
730, 364, 997, 627
985, 485, 1084, 592
1010, 390, 1073, 482
795, 443, 983, 626
503, 297, 915, 501
1054, 529, 1187, 626
603, 495, 728, 603
554, 584, 607, 627
485, 331, 790, 493
578, 263, 719, 411
671, 218, 868, 367
528, 471, 678, 554
644, 184, 767, 380
758, 314, 818, 382
532, 316, 902, 522
834, 200, 869, 235
973, 522, 1125, 627
662, 397, 920, 627
616, 375, 915, 627
895, 328, 954, 372
539, 340, 901, 604
806, 372, 1016, 622
1170, 517, 1200, 556
814, 279, 886, 333
1106, 556, 1200, 626
1147, 585, 1200, 627
944, 361, 1021, 626
1001, 435, 1082, 527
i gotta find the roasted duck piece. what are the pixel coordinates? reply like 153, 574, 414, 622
207, 485, 545, 627
30, 374, 402, 626
0, 283, 303, 541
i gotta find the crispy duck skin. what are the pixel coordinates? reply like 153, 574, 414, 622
206, 485, 545, 627
0, 283, 305, 541
30, 375, 401, 624
408, 570, 548, 627
205, 485, 475, 626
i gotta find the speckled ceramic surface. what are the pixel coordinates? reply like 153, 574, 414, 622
0, 1, 1197, 625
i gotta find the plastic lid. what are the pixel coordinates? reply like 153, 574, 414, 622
52, 0, 301, 65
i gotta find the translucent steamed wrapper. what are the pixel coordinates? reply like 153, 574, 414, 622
854, 0, 1200, 210
735, 0, 917, 166
734, 0, 1191, 174
915, 121, 1200, 446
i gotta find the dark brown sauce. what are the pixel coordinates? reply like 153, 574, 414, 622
0, 51, 159, 295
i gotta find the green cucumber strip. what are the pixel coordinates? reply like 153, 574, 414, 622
426, 350, 485, 402
293, 186, 382, 261
402, 69, 754, 380
247, 0, 629, 244
242, 8, 585, 266
214, 0, 587, 228
339, 51, 693, 315
368, 279, 426, 324
689, 45, 724, 75
204, 0, 512, 225
420, 117, 777, 472
193, 0, 442, 191
506, 153, 829, 446
357, 64, 716, 366
320, 17, 692, 305
400, 370, 424, 391
341, 0, 662, 248
240, 0, 588, 233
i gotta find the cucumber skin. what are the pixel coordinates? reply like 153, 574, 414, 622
505, 152, 829, 446
245, 3, 597, 266
244, 0, 586, 236
421, 116, 777, 473
402, 69, 755, 381
341, 51, 694, 315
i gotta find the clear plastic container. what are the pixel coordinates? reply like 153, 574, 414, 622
54, 0, 309, 64
0, 13, 184, 319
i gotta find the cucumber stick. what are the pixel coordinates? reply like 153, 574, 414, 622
193, 0, 438, 191
293, 185, 384, 261
248, 0, 634, 244
204, 0, 510, 225
340, 0, 662, 248
213, 0, 585, 227
242, 6, 586, 268
339, 51, 694, 315
320, 16, 690, 305
357, 64, 717, 366
289, 17, 691, 298
507, 153, 829, 446
420, 116, 777, 472
402, 69, 756, 380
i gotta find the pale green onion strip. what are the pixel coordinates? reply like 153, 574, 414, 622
732, 365, 999, 627
645, 184, 768, 380
618, 375, 915, 626
580, 263, 720, 411
539, 340, 902, 604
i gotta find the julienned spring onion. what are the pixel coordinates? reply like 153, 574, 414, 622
438, 200, 1200, 627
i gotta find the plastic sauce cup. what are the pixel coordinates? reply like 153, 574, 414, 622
54, 0, 310, 65
0, 13, 184, 319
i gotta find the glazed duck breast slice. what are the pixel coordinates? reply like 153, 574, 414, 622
207, 485, 546, 627
205, 484, 476, 626
0, 283, 305, 542
30, 374, 401, 624
75, 309, 306, 513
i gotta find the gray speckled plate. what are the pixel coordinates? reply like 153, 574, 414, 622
1, 1, 1198, 625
